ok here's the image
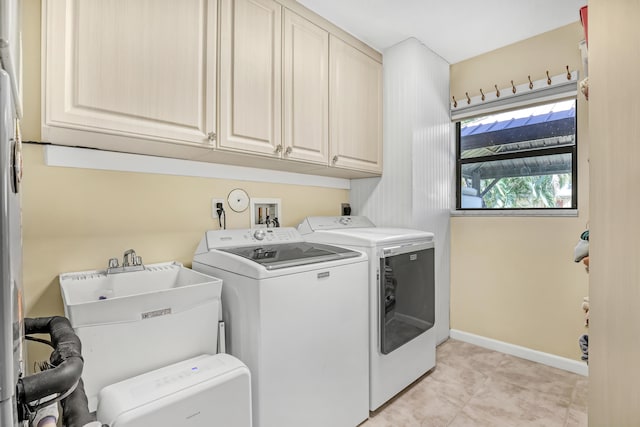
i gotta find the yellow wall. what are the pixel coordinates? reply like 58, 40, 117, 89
21, 0, 347, 365
450, 22, 590, 360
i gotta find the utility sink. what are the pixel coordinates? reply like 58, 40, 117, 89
60, 261, 222, 327
59, 261, 224, 411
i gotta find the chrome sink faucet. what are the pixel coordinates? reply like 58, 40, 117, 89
107, 249, 145, 274
123, 249, 143, 267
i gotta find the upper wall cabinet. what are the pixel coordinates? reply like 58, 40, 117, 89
218, 0, 282, 156
329, 35, 383, 174
42, 0, 217, 158
282, 9, 329, 165
42, 0, 383, 177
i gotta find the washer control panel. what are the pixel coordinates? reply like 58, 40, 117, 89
205, 227, 301, 249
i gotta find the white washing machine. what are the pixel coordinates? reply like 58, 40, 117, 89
298, 216, 436, 411
192, 227, 369, 427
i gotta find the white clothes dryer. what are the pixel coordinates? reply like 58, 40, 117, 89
298, 216, 436, 411
193, 227, 369, 427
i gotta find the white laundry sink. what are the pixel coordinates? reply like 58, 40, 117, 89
60, 261, 222, 327
59, 261, 224, 411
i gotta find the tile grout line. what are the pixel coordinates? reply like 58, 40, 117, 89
564, 378, 587, 426
562, 382, 578, 427
444, 370, 493, 426
439, 343, 511, 426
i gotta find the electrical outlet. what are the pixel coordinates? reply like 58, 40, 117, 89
212, 198, 224, 218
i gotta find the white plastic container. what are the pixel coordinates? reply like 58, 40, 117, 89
97, 354, 252, 427
59, 262, 223, 411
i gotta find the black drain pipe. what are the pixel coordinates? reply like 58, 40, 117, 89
60, 377, 96, 427
17, 316, 98, 427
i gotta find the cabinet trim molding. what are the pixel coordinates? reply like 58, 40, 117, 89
277, 0, 381, 62
42, 144, 351, 189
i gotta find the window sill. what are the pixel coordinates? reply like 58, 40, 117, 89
451, 209, 579, 217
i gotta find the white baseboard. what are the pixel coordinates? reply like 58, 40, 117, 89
449, 329, 588, 377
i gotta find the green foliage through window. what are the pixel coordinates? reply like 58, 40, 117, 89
478, 174, 571, 208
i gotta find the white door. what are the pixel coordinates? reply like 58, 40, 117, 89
282, 9, 328, 165
329, 35, 383, 174
44, 0, 216, 148
219, 0, 282, 156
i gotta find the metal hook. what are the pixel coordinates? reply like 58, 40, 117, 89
546, 70, 552, 85
465, 92, 471, 104
511, 80, 516, 94
528, 75, 533, 90
495, 84, 500, 98
480, 88, 485, 101
566, 65, 571, 80
452, 96, 457, 108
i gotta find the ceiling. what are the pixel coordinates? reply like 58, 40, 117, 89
296, 0, 587, 64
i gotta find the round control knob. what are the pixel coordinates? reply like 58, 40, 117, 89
253, 229, 266, 240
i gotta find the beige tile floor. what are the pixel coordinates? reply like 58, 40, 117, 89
362, 339, 588, 427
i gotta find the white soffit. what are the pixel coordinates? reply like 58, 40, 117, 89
296, 0, 587, 64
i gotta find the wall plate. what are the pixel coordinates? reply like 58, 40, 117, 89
211, 198, 224, 219
250, 198, 281, 228
227, 188, 249, 212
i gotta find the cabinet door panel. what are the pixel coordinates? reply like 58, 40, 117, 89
45, 0, 215, 146
330, 36, 382, 173
283, 9, 328, 165
219, 0, 281, 154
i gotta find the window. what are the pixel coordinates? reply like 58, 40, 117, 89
456, 99, 577, 210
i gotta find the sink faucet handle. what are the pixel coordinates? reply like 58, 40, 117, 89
108, 258, 119, 269
122, 249, 137, 266
135, 256, 143, 266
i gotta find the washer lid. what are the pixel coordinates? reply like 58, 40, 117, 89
298, 216, 434, 247
298, 216, 375, 232
219, 242, 361, 270
311, 228, 434, 247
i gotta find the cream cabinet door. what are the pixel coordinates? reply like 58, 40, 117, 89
282, 9, 328, 165
43, 0, 216, 150
219, 0, 282, 155
329, 35, 383, 174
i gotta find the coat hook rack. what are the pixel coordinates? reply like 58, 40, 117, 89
453, 68, 574, 112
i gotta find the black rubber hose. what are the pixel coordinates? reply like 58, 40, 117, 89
60, 377, 98, 427
18, 317, 84, 404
